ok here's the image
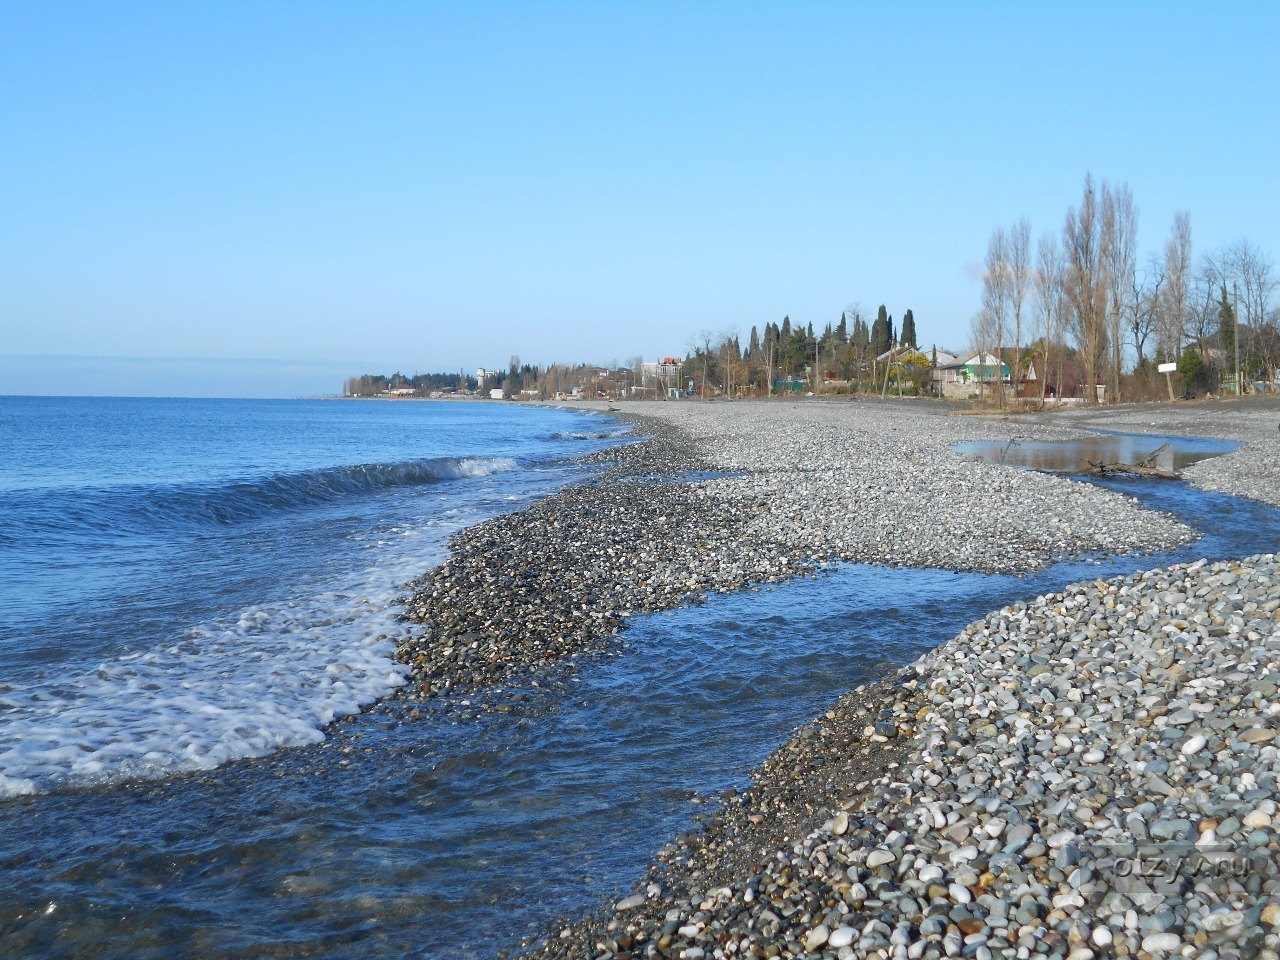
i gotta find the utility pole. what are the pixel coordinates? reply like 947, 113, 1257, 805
813, 335, 820, 395
1233, 282, 1241, 398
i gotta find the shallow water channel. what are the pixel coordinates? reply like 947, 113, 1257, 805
2, 437, 1278, 959
954, 430, 1240, 473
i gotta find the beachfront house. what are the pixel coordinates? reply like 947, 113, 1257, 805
925, 349, 960, 397
639, 357, 685, 398
934, 352, 1010, 400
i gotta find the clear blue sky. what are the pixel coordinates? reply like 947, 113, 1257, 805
3, 1, 1278, 397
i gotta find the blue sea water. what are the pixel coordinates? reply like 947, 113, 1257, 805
1, 401, 1278, 959
0, 397, 630, 796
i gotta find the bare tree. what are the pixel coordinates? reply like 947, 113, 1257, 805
691, 329, 715, 397
1229, 240, 1276, 329
1100, 180, 1138, 402
1034, 230, 1065, 406
970, 310, 998, 401
1008, 218, 1032, 399
1221, 241, 1277, 387
1129, 255, 1163, 369
844, 302, 865, 380
1160, 211, 1192, 359
716, 329, 741, 398
982, 227, 1010, 406
1187, 270, 1218, 356
1256, 301, 1280, 384
1063, 173, 1109, 404
626, 355, 644, 399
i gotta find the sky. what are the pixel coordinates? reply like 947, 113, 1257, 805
3, 1, 1279, 397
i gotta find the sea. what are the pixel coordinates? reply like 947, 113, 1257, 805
1, 396, 1278, 959
0, 397, 635, 797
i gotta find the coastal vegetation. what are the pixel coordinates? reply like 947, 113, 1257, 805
344, 307, 936, 401
979, 174, 1280, 405
346, 177, 1279, 406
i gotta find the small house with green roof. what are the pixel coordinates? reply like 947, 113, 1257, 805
934, 351, 1011, 399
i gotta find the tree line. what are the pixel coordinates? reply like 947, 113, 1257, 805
676, 304, 923, 397
344, 304, 934, 400
349, 173, 1280, 405
344, 358, 604, 399
977, 173, 1279, 404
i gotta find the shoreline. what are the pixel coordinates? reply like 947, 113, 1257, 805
523, 551, 1280, 960
392, 399, 1199, 700
385, 397, 1280, 958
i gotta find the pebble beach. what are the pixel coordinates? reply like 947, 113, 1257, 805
391, 396, 1280, 960
395, 400, 1195, 697
529, 551, 1280, 960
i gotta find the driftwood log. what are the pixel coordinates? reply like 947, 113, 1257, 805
1086, 443, 1183, 480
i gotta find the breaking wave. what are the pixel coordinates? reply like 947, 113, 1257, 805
547, 428, 633, 441
3, 457, 521, 539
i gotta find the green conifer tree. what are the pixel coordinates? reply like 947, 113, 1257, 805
1218, 284, 1236, 357
853, 317, 869, 350
871, 305, 891, 357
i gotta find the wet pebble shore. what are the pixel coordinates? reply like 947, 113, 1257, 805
524, 553, 1280, 960
395, 400, 1193, 699
395, 427, 801, 698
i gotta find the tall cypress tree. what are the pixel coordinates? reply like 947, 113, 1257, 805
871, 305, 891, 357
853, 317, 869, 351
902, 309, 917, 348
836, 312, 848, 343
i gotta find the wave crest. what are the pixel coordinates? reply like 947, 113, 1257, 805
6, 456, 521, 536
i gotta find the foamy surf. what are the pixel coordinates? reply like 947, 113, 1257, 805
0, 584, 411, 798
0, 400, 625, 800
0, 509, 503, 797
548, 428, 633, 441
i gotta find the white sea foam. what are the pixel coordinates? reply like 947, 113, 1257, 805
549, 428, 632, 441
0, 521, 469, 798
454, 456, 519, 477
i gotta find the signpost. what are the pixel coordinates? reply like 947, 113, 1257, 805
1158, 361, 1178, 402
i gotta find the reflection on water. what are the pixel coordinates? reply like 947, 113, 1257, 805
954, 431, 1240, 473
